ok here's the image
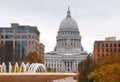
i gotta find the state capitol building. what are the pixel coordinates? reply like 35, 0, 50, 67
44, 6, 88, 72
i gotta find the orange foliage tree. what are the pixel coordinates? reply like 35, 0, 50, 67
25, 51, 42, 63
88, 63, 120, 82
88, 53, 120, 82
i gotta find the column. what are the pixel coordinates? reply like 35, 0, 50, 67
71, 61, 72, 72
59, 60, 60, 72
62, 61, 64, 72
64, 61, 67, 71
56, 61, 58, 72
66, 61, 68, 72
73, 40, 75, 48
50, 61, 51, 68
79, 40, 80, 48
77, 40, 79, 48
68, 61, 70, 72
68, 61, 69, 72
68, 61, 70, 71
75, 40, 77, 48
60, 40, 62, 48
73, 61, 75, 72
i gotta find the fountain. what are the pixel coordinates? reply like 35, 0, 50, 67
0, 62, 47, 73
0, 62, 6, 73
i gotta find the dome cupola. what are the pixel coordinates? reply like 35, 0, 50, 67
59, 6, 79, 31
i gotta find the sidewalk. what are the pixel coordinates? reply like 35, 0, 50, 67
54, 77, 77, 82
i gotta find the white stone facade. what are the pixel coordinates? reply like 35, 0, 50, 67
45, 52, 87, 72
44, 7, 88, 72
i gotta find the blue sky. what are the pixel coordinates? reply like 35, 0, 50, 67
0, 0, 120, 53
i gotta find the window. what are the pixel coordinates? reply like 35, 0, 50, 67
32, 35, 34, 39
22, 35, 27, 39
114, 44, 116, 47
106, 49, 108, 52
16, 41, 21, 56
102, 49, 104, 52
102, 43, 104, 47
98, 54, 100, 57
22, 41, 27, 59
102, 54, 104, 57
29, 35, 31, 39
32, 41, 34, 44
119, 49, 120, 52
97, 49, 100, 52
106, 44, 108, 47
5, 28, 13, 33
15, 35, 20, 39
0, 28, 3, 33
119, 44, 120, 47
60, 64, 61, 67
5, 35, 13, 39
5, 41, 13, 46
98, 58, 100, 62
2, 35, 4, 39
110, 49, 112, 52
29, 41, 31, 45
29, 28, 33, 33
110, 44, 112, 47
15, 26, 27, 33
97, 44, 100, 47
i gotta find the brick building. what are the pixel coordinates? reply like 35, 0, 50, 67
94, 37, 120, 64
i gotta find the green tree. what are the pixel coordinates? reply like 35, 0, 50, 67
78, 55, 94, 82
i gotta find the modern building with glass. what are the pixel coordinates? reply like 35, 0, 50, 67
0, 23, 40, 63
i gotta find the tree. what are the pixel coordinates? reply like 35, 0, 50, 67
25, 51, 42, 63
46, 67, 54, 73
78, 55, 94, 82
88, 63, 120, 82
88, 53, 120, 82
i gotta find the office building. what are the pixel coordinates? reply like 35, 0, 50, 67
94, 37, 120, 64
0, 23, 41, 63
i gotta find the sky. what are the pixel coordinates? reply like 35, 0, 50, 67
0, 0, 120, 53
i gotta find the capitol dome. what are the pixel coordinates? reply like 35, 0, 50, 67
44, 6, 88, 73
59, 6, 79, 31
55, 6, 83, 52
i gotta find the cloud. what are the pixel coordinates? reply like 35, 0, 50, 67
0, 0, 120, 53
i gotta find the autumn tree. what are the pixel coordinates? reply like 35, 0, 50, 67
46, 67, 54, 73
88, 63, 120, 82
88, 53, 120, 82
25, 51, 42, 63
97, 53, 120, 68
